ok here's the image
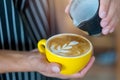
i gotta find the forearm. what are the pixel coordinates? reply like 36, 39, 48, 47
0, 50, 32, 73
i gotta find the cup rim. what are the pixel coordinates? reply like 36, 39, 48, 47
46, 33, 93, 58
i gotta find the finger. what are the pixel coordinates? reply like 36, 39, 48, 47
65, 0, 72, 14
99, 0, 111, 18
100, 0, 115, 28
40, 62, 61, 73
101, 1, 117, 34
102, 15, 117, 35
37, 62, 62, 79
49, 63, 61, 73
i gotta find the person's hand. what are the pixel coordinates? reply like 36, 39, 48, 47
99, 0, 120, 35
27, 49, 95, 79
65, 0, 120, 35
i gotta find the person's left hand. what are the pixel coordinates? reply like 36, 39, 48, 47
65, 0, 120, 35
30, 49, 95, 79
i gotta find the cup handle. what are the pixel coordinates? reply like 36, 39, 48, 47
37, 39, 46, 54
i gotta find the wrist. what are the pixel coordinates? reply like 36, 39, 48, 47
25, 51, 42, 72
20, 52, 35, 72
11, 51, 35, 72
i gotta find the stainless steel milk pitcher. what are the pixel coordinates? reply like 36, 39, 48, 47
69, 0, 102, 36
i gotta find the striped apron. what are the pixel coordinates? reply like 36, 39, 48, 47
0, 0, 61, 80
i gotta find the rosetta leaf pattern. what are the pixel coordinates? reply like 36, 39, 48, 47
50, 41, 79, 54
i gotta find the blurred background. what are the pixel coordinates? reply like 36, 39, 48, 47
53, 0, 120, 80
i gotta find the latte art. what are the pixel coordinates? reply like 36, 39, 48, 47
48, 35, 90, 57
50, 41, 79, 54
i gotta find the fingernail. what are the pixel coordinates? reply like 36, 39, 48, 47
102, 28, 109, 35
100, 11, 106, 18
101, 21, 108, 27
52, 66, 60, 73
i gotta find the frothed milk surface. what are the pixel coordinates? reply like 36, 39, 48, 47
48, 35, 90, 57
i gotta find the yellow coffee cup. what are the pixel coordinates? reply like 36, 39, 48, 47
37, 33, 93, 75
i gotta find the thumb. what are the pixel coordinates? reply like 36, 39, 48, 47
48, 63, 61, 73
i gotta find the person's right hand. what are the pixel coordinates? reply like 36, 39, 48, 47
99, 0, 120, 35
27, 49, 95, 79
66, 0, 120, 35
